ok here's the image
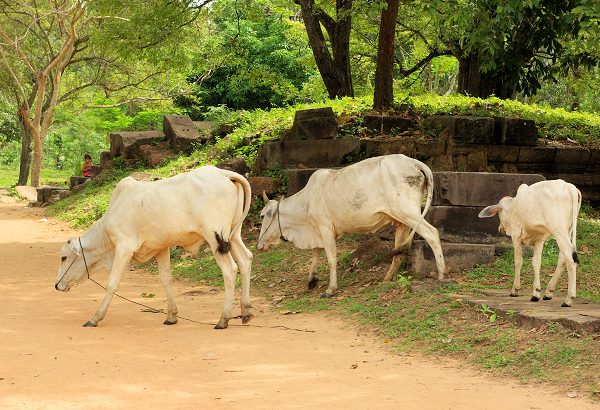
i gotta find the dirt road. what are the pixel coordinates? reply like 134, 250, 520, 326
0, 201, 596, 409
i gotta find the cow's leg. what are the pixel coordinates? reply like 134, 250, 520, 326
307, 248, 322, 289
85, 247, 133, 327
211, 245, 239, 329
511, 238, 523, 297
321, 237, 338, 298
155, 248, 178, 325
383, 223, 410, 282
230, 231, 253, 324
543, 252, 565, 300
530, 240, 544, 301
412, 220, 446, 280
555, 234, 577, 307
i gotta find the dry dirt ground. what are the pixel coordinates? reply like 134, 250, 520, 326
0, 201, 597, 410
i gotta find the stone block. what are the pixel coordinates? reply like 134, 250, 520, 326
100, 151, 114, 170
215, 157, 250, 175
408, 241, 497, 277
432, 172, 546, 207
91, 165, 102, 177
253, 139, 361, 174
457, 289, 600, 333
282, 108, 338, 140
424, 115, 495, 144
110, 131, 165, 160
425, 206, 505, 244
36, 186, 69, 204
248, 176, 280, 196
493, 117, 538, 146
363, 114, 414, 133
138, 141, 176, 167
517, 146, 557, 164
362, 139, 417, 157
487, 145, 520, 163
163, 115, 201, 153
284, 168, 320, 195
69, 176, 89, 190
554, 147, 591, 172
414, 140, 446, 159
15, 185, 38, 201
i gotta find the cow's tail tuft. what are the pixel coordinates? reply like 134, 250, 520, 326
394, 161, 434, 251
214, 231, 231, 254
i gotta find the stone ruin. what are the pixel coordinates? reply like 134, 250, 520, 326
252, 107, 600, 276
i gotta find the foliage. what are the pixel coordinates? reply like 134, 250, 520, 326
176, 0, 317, 115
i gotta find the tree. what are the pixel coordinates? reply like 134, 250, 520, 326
295, 0, 354, 99
428, 0, 595, 99
373, 0, 400, 109
0, 0, 208, 186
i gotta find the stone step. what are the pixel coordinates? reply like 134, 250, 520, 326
452, 289, 600, 333
425, 206, 505, 243
432, 171, 545, 207
407, 241, 510, 278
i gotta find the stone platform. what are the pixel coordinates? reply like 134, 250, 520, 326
452, 289, 600, 333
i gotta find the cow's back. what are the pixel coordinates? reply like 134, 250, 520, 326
104, 167, 240, 247
295, 155, 427, 234
513, 180, 578, 230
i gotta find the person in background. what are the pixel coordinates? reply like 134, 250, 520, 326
82, 154, 93, 177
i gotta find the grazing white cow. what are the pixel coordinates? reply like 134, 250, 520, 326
478, 179, 581, 306
256, 154, 446, 297
55, 166, 253, 328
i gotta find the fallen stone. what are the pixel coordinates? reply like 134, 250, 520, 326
110, 131, 165, 160
407, 241, 498, 278
282, 108, 338, 141
69, 176, 90, 190
284, 168, 319, 196
138, 141, 177, 167
453, 289, 600, 333
16, 185, 38, 201
164, 115, 201, 153
215, 157, 250, 175
248, 176, 280, 196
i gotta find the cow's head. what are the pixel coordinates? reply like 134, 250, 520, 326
256, 192, 283, 251
478, 196, 514, 236
55, 238, 87, 291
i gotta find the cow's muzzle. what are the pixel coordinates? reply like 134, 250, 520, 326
55, 281, 71, 292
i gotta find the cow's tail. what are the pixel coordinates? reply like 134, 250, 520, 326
213, 171, 251, 254
393, 161, 434, 252
569, 185, 582, 264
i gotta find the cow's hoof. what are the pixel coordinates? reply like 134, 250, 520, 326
163, 319, 178, 325
241, 314, 254, 324
83, 321, 97, 327
561, 302, 571, 308
308, 277, 319, 290
543, 295, 552, 300
530, 296, 540, 302
509, 292, 519, 297
214, 323, 228, 330
320, 292, 333, 299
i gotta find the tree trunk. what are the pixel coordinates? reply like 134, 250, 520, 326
457, 54, 515, 99
373, 0, 400, 110
296, 0, 354, 99
17, 110, 32, 186
30, 127, 43, 187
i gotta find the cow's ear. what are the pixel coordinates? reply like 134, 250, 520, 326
478, 205, 500, 218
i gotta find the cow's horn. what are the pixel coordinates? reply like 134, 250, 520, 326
262, 190, 269, 203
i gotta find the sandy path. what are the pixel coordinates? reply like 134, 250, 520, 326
0, 201, 596, 410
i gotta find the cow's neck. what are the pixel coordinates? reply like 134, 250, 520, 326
279, 198, 322, 249
79, 218, 114, 273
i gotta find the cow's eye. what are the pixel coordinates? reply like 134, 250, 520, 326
61, 256, 67, 262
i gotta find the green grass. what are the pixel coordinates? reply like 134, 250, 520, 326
0, 165, 71, 193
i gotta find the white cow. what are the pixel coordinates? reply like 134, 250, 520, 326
55, 166, 253, 328
256, 154, 446, 297
478, 179, 581, 306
